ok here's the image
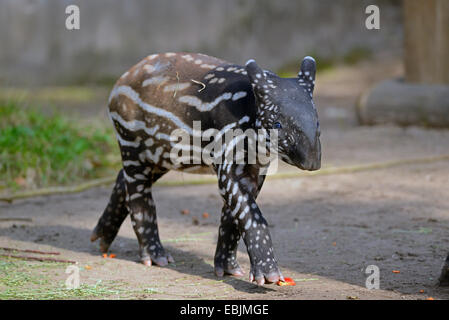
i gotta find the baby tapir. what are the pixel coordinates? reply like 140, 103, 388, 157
91, 52, 321, 285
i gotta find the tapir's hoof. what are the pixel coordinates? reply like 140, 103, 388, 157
249, 269, 284, 286
214, 265, 245, 278
142, 259, 152, 267
142, 253, 175, 267
90, 227, 111, 253
167, 253, 175, 263
90, 227, 101, 242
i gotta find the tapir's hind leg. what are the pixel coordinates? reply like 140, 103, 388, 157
91, 167, 169, 265
91, 169, 129, 253
439, 253, 449, 286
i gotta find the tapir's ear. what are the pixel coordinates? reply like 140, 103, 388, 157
245, 59, 267, 91
298, 56, 316, 97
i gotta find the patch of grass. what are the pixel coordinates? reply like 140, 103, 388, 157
1, 278, 124, 300
142, 287, 161, 295
0, 100, 120, 190
0, 87, 98, 105
0, 259, 69, 290
0, 259, 127, 299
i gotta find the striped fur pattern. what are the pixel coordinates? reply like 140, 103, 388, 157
91, 52, 321, 285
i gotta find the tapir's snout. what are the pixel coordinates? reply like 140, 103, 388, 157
295, 137, 321, 171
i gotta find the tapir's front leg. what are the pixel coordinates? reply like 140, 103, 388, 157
214, 164, 283, 285
214, 164, 266, 277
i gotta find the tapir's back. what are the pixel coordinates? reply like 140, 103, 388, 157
108, 52, 256, 135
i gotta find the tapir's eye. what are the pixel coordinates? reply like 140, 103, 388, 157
273, 122, 282, 129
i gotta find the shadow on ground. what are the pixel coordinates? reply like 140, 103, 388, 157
0, 223, 277, 295
2, 170, 449, 299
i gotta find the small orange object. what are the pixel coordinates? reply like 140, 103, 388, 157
419, 290, 425, 293
202, 212, 209, 219
277, 277, 296, 286
102, 253, 108, 258
426, 297, 434, 300
180, 209, 190, 215
84, 265, 92, 270
109, 253, 116, 258
392, 270, 401, 273
332, 242, 337, 246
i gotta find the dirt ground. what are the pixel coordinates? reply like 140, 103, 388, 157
1, 57, 449, 300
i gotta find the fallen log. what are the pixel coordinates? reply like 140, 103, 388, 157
357, 80, 449, 128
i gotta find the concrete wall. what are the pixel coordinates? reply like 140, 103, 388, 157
0, 0, 403, 85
